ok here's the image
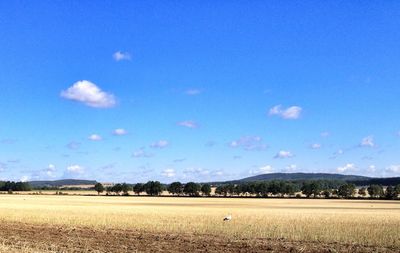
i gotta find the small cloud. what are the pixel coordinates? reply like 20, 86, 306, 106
161, 169, 176, 178
132, 149, 153, 158
173, 158, 186, 163
66, 141, 81, 150
337, 163, 355, 173
113, 51, 131, 61
320, 132, 330, 138
185, 89, 201, 95
268, 105, 302, 120
177, 120, 199, 128
7, 159, 20, 163
113, 128, 128, 136
88, 134, 102, 141
368, 165, 376, 173
274, 150, 294, 159
46, 164, 56, 177
249, 165, 274, 175
360, 136, 375, 148
229, 136, 267, 151
386, 165, 400, 174
183, 167, 210, 176
310, 143, 322, 149
61, 80, 116, 108
66, 165, 84, 174
150, 140, 169, 149
233, 155, 242, 160
213, 171, 224, 176
285, 164, 298, 172
20, 176, 29, 182
396, 130, 400, 137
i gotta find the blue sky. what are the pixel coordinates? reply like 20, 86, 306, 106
0, 1, 399, 183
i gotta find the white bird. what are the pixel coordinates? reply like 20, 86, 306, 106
223, 214, 232, 221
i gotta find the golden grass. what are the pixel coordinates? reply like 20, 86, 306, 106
0, 195, 399, 248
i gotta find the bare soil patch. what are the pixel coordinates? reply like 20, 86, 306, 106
0, 221, 397, 253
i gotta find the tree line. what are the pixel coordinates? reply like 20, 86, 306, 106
0, 181, 32, 192
94, 180, 400, 200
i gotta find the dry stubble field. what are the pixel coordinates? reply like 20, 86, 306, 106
0, 194, 399, 252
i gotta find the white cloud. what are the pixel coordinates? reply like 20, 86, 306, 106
20, 176, 29, 182
360, 136, 375, 147
396, 131, 400, 137
88, 134, 102, 141
177, 120, 199, 128
132, 149, 153, 158
150, 140, 169, 149
61, 80, 116, 108
320, 132, 330, 137
113, 51, 131, 61
46, 164, 56, 177
161, 169, 176, 178
368, 165, 376, 173
249, 165, 274, 175
310, 143, 321, 149
66, 141, 80, 150
185, 89, 201, 95
229, 136, 267, 151
337, 163, 355, 173
274, 150, 294, 159
285, 164, 298, 172
183, 167, 210, 176
113, 128, 128, 136
214, 171, 224, 176
386, 165, 400, 173
66, 165, 84, 174
269, 105, 302, 119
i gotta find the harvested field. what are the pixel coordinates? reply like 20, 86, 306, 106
0, 195, 399, 252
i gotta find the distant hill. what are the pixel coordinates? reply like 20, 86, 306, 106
211, 173, 400, 186
29, 179, 97, 188
239, 173, 370, 182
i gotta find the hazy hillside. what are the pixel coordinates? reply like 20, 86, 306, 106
29, 179, 97, 188
239, 173, 370, 182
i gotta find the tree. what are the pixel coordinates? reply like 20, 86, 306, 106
201, 184, 211, 196
133, 183, 144, 195
94, 183, 104, 195
144, 181, 163, 196
322, 190, 331, 198
121, 183, 131, 195
184, 182, 200, 196
168, 182, 183, 196
358, 187, 367, 197
112, 183, 123, 195
368, 184, 384, 198
394, 184, 400, 197
385, 186, 396, 199
338, 184, 355, 198
301, 181, 321, 198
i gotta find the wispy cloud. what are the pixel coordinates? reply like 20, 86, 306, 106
113, 51, 131, 61
310, 143, 322, 149
132, 149, 153, 158
268, 105, 302, 119
88, 134, 102, 141
249, 165, 274, 175
61, 80, 116, 108
360, 136, 375, 148
66, 141, 81, 150
274, 150, 294, 159
161, 168, 176, 178
386, 165, 400, 174
229, 136, 267, 151
66, 165, 84, 174
320, 132, 330, 137
185, 89, 201, 95
150, 140, 169, 149
337, 163, 356, 173
177, 120, 199, 129
112, 128, 128, 136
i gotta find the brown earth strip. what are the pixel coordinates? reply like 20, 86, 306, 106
0, 221, 397, 253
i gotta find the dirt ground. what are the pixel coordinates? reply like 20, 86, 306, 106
0, 221, 397, 253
